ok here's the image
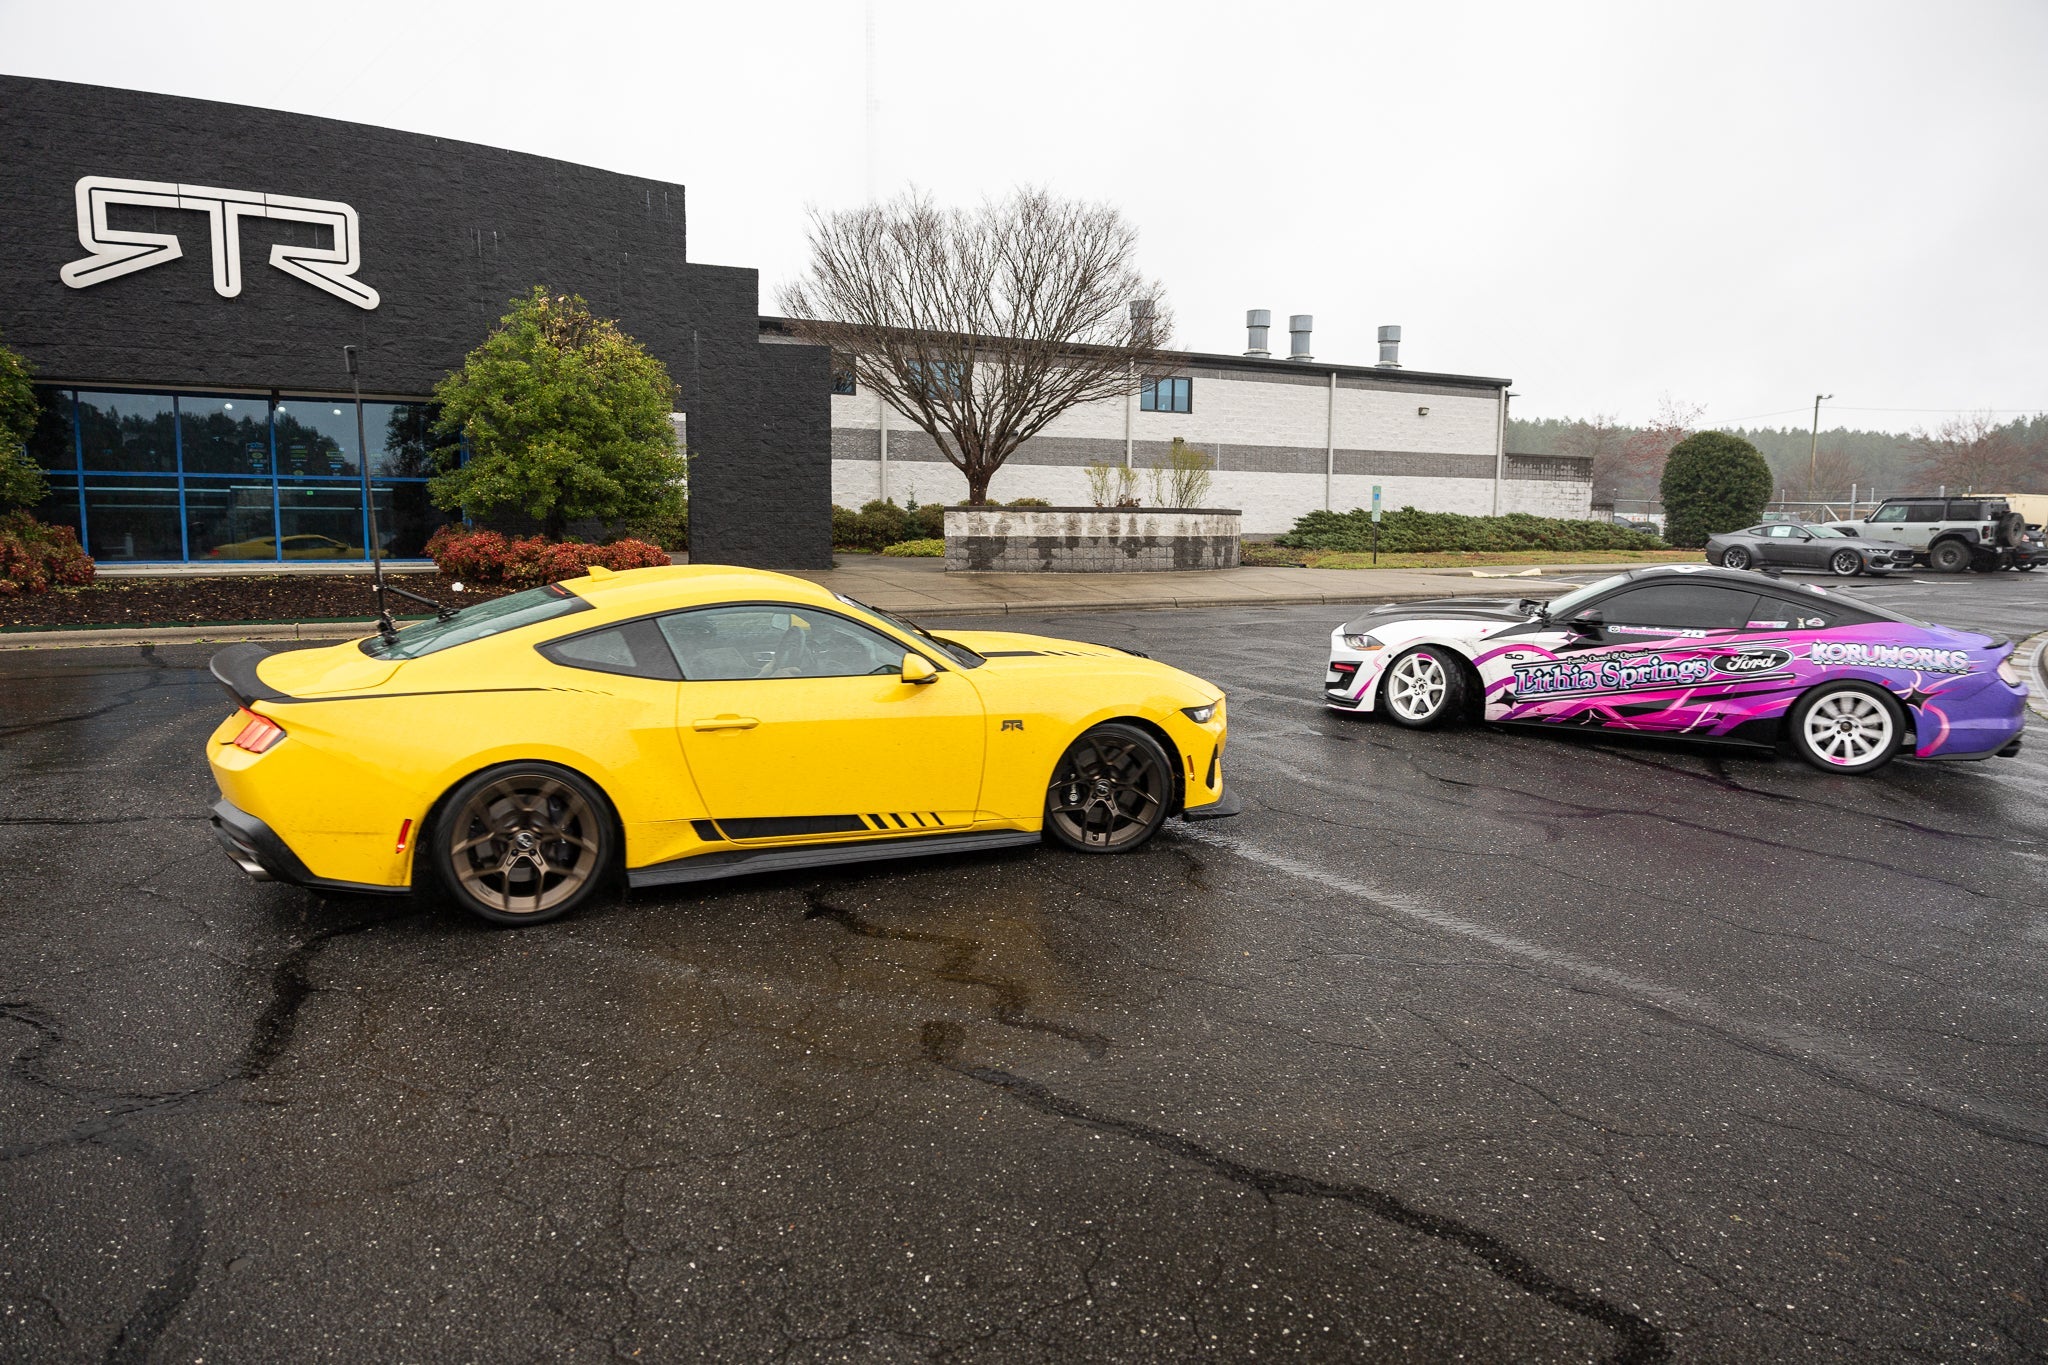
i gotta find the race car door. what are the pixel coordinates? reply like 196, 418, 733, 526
1484, 579, 1763, 732
659, 605, 987, 838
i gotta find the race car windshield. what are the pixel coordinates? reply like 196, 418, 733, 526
832, 594, 986, 668
1538, 573, 1631, 618
359, 582, 592, 660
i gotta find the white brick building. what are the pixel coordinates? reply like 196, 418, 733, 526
762, 320, 1591, 534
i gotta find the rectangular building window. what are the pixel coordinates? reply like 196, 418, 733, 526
830, 354, 858, 396
1140, 376, 1192, 413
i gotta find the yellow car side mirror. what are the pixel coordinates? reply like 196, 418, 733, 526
900, 653, 939, 685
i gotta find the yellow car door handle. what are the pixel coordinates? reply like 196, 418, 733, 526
692, 715, 760, 731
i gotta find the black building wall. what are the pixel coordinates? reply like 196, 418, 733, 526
0, 74, 829, 568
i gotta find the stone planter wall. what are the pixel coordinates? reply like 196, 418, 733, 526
943, 507, 1242, 573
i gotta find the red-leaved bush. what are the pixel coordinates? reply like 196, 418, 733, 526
424, 528, 670, 588
0, 514, 96, 596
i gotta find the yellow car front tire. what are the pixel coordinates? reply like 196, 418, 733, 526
1043, 723, 1176, 853
432, 762, 618, 926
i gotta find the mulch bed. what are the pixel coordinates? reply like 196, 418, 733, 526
2, 573, 520, 630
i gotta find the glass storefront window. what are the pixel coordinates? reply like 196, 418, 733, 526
375, 403, 443, 478
277, 480, 367, 558
77, 392, 178, 473
29, 387, 77, 472
185, 480, 280, 560
34, 474, 83, 539
271, 401, 357, 478
377, 481, 456, 558
180, 396, 274, 476
83, 480, 182, 561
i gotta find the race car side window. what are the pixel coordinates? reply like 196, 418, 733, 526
1753, 595, 1884, 630
1596, 584, 1761, 632
537, 617, 683, 681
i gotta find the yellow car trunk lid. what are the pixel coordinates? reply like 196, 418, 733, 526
257, 641, 403, 697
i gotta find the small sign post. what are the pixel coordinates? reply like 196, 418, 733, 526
1371, 485, 1382, 564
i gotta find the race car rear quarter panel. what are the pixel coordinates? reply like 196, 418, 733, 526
1471, 624, 2023, 758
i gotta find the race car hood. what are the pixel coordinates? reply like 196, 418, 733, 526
1338, 597, 1539, 633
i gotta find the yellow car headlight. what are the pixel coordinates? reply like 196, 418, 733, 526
1182, 701, 1221, 724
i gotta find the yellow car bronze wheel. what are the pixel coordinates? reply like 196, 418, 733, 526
1044, 722, 1174, 853
434, 764, 614, 925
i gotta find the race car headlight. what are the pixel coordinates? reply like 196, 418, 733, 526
1998, 658, 2023, 687
1342, 633, 1384, 651
1182, 701, 1221, 724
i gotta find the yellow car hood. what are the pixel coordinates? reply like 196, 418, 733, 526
940, 629, 1134, 662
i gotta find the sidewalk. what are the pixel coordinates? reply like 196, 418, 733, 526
0, 559, 1628, 650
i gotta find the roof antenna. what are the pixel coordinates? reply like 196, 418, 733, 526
343, 346, 398, 644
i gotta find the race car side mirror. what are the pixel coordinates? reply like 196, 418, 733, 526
900, 653, 939, 685
1566, 611, 1604, 638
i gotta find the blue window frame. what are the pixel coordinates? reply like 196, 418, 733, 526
1140, 375, 1191, 413
23, 385, 451, 563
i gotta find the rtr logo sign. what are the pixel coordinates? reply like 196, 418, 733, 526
58, 175, 380, 310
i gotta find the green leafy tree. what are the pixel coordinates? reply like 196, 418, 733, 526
430, 288, 683, 540
1660, 431, 1773, 547
0, 330, 47, 514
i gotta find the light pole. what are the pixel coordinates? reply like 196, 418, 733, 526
1808, 393, 1833, 499
344, 345, 395, 641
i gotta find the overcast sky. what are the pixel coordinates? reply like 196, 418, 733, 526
5, 0, 2043, 432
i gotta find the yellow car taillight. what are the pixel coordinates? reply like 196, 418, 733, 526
230, 709, 286, 754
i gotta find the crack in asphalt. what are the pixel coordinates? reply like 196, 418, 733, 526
0, 904, 417, 1362
919, 1023, 1670, 1365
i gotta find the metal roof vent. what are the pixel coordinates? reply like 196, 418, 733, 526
1244, 309, 1271, 358
1377, 325, 1402, 368
1288, 314, 1313, 362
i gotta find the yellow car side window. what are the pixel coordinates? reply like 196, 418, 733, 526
659, 607, 916, 681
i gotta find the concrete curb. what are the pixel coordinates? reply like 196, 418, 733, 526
0, 620, 378, 649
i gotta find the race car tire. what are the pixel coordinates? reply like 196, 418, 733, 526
1043, 722, 1174, 854
1720, 546, 1751, 571
432, 762, 617, 926
1828, 549, 1863, 576
1380, 645, 1467, 730
1789, 683, 1905, 775
1928, 539, 1971, 573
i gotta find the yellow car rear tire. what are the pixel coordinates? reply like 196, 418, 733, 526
432, 762, 617, 926
1043, 722, 1175, 854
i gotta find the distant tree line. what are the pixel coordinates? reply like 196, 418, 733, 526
1510, 408, 2048, 506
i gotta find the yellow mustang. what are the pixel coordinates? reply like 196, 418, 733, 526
207, 564, 1235, 925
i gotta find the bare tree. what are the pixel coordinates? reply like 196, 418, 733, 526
1554, 414, 1627, 504
1806, 445, 1865, 501
1619, 395, 1704, 496
1914, 413, 2029, 491
780, 188, 1170, 504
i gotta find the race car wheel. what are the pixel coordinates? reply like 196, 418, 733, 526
1044, 722, 1173, 853
1928, 539, 1971, 573
1720, 546, 1751, 571
434, 763, 616, 925
1381, 646, 1467, 729
1828, 549, 1863, 576
1790, 683, 1905, 775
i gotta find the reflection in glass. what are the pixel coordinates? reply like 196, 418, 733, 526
34, 474, 83, 538
278, 481, 367, 558
272, 401, 355, 478
376, 481, 455, 557
180, 397, 273, 476
83, 480, 182, 560
185, 481, 280, 560
29, 387, 77, 472
77, 392, 178, 472
379, 403, 442, 478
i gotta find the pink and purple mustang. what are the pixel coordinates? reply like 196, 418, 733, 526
1325, 565, 2028, 773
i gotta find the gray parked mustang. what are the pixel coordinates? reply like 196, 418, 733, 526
1705, 523, 1915, 576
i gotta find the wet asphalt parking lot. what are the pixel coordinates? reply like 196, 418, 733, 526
2, 571, 2045, 1363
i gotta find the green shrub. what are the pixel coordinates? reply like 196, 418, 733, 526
880, 538, 944, 557
1005, 497, 1052, 508
429, 288, 684, 539
1276, 507, 1667, 554
0, 330, 46, 515
1659, 432, 1772, 548
832, 499, 946, 551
